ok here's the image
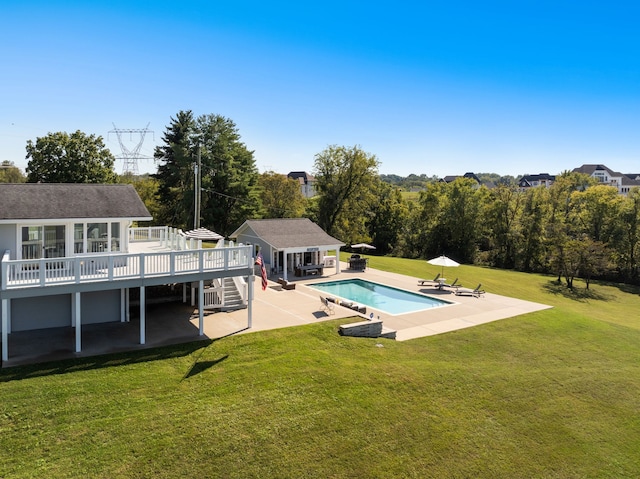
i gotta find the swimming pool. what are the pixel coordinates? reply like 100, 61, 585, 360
308, 278, 451, 315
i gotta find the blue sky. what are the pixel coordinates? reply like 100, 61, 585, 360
2, 1, 639, 178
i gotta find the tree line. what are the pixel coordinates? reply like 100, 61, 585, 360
8, 110, 640, 288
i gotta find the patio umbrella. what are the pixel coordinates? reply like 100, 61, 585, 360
184, 227, 223, 241
427, 254, 460, 277
351, 243, 376, 250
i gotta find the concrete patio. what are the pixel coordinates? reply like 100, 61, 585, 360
1, 263, 551, 367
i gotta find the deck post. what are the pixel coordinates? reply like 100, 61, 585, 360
140, 286, 145, 344
2, 299, 8, 362
120, 289, 126, 322
283, 252, 288, 282
74, 292, 81, 353
125, 288, 130, 322
198, 279, 204, 336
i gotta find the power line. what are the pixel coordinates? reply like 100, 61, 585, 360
108, 123, 154, 175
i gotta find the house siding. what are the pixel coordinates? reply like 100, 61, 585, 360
12, 294, 72, 331
0, 224, 16, 257
10, 290, 121, 331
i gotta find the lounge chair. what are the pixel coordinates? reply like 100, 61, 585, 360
319, 296, 335, 315
444, 278, 462, 289
277, 278, 296, 290
454, 283, 485, 297
417, 273, 440, 286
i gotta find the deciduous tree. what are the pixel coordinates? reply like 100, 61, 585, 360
258, 171, 306, 218
0, 161, 26, 183
25, 130, 117, 183
313, 145, 379, 241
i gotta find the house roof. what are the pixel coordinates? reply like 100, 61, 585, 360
440, 172, 481, 184
231, 218, 344, 249
287, 171, 315, 183
517, 173, 556, 186
0, 183, 152, 221
572, 164, 618, 176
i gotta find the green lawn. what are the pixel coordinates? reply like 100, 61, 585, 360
2, 257, 640, 478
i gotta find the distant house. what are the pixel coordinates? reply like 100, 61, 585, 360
230, 218, 344, 281
287, 171, 316, 198
517, 173, 555, 190
572, 164, 640, 195
0, 183, 254, 364
439, 172, 483, 188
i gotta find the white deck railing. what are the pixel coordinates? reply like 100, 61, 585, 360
1, 246, 253, 290
128, 226, 169, 242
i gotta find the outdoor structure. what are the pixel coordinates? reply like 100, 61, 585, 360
230, 218, 344, 281
287, 171, 316, 198
572, 164, 640, 196
0, 183, 254, 364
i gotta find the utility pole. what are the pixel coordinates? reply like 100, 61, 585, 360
194, 142, 202, 230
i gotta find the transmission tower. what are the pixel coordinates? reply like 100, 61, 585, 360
108, 123, 154, 175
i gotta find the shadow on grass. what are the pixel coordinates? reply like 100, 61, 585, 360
0, 340, 213, 383
183, 354, 229, 379
542, 280, 614, 302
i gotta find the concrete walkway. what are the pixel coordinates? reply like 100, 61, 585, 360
2, 263, 551, 367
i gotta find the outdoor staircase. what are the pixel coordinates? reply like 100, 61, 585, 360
218, 277, 246, 312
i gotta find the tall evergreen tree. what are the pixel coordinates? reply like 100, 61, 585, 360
154, 111, 260, 235
153, 111, 196, 228
197, 114, 260, 235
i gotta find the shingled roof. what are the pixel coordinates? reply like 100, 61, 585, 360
0, 183, 152, 221
231, 218, 344, 249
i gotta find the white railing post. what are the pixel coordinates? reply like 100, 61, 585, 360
140, 254, 145, 278
108, 255, 114, 281
1, 250, 9, 291
39, 258, 46, 286
170, 251, 175, 276
75, 256, 81, 283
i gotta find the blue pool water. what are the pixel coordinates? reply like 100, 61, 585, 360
309, 278, 450, 315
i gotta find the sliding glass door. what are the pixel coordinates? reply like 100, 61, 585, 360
20, 225, 66, 260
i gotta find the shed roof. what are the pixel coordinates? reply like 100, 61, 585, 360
231, 218, 344, 249
0, 183, 152, 221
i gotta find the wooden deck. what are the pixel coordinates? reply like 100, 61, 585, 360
1, 244, 253, 291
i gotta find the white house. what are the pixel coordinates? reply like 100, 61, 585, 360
287, 171, 316, 198
573, 164, 640, 195
0, 183, 254, 364
230, 218, 344, 281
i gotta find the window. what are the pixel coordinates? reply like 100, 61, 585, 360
74, 223, 84, 254
111, 222, 121, 252
87, 223, 108, 252
20, 225, 65, 260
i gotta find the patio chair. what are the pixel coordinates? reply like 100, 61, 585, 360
319, 296, 335, 315
444, 278, 462, 289
454, 283, 485, 298
277, 278, 296, 290
417, 273, 440, 286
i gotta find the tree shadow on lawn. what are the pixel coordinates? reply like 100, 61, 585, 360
0, 340, 214, 383
542, 280, 614, 302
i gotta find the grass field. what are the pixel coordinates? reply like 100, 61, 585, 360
2, 256, 640, 478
